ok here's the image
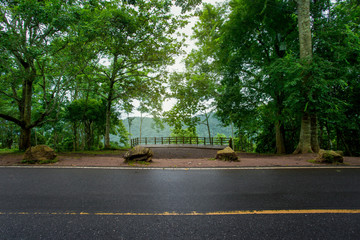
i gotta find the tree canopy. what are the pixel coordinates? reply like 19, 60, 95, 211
1, 0, 359, 156
164, 0, 359, 155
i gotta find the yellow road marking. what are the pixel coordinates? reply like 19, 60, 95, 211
1, 209, 360, 216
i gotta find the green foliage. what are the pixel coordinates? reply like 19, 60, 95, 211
0, 148, 20, 154
1, 0, 358, 156
115, 120, 130, 147
122, 116, 232, 138
170, 127, 198, 138
21, 158, 58, 165
215, 133, 227, 140
64, 98, 105, 150
164, 3, 224, 136
0, 120, 18, 149
187, 0, 360, 155
255, 122, 276, 154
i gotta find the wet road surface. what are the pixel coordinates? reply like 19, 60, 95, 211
1, 167, 359, 239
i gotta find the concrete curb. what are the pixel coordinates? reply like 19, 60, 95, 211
1, 165, 360, 170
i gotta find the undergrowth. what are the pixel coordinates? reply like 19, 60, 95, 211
21, 158, 58, 164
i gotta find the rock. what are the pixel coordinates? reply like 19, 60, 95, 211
316, 149, 344, 163
124, 146, 153, 163
216, 147, 239, 162
23, 145, 57, 163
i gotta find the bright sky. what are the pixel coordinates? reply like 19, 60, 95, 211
168, 0, 226, 72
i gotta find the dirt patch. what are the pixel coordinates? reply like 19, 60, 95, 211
1, 148, 359, 168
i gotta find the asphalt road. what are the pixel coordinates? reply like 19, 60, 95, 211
1, 167, 360, 239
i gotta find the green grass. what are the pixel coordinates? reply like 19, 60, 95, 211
126, 160, 151, 166
0, 149, 22, 154
21, 158, 58, 164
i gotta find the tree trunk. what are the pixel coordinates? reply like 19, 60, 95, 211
294, 0, 320, 154
19, 77, 34, 151
298, 0, 312, 63
104, 99, 112, 149
127, 115, 134, 147
231, 122, 235, 150
275, 120, 286, 154
205, 112, 212, 139
310, 114, 320, 153
19, 127, 31, 151
294, 113, 313, 153
84, 121, 93, 150
139, 112, 144, 143
73, 121, 78, 151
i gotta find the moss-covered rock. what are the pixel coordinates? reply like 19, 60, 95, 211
124, 146, 153, 163
316, 149, 344, 164
216, 147, 239, 162
23, 145, 57, 164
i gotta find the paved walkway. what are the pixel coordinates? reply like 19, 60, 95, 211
139, 144, 226, 149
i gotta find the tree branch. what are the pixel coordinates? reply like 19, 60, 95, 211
0, 113, 23, 127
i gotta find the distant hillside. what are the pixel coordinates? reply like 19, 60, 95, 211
122, 115, 232, 138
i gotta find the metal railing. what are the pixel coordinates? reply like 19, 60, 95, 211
130, 137, 231, 148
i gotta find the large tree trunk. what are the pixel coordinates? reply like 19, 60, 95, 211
294, 0, 319, 154
104, 81, 115, 149
298, 0, 312, 63
310, 114, 320, 153
19, 127, 31, 151
294, 113, 313, 153
275, 120, 286, 154
19, 76, 34, 151
104, 99, 112, 149
72, 121, 78, 151
84, 121, 93, 150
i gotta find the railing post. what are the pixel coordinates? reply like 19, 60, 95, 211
197, 137, 199, 145
154, 137, 156, 145
204, 137, 206, 145
161, 137, 163, 145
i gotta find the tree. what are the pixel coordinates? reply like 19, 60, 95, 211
164, 3, 223, 139
65, 99, 105, 150
186, 0, 359, 155
293, 0, 320, 154
310, 0, 360, 155
90, 0, 184, 149
211, 0, 300, 154
165, 71, 216, 138
0, 0, 92, 150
